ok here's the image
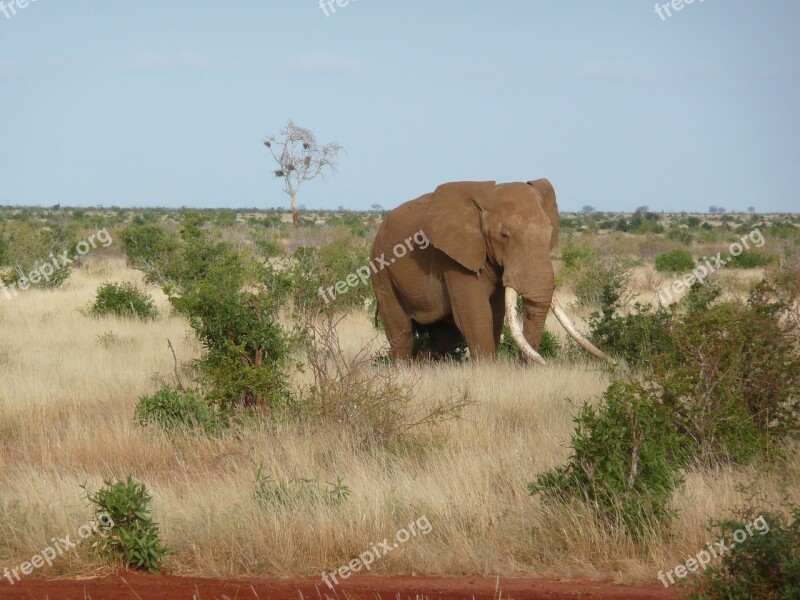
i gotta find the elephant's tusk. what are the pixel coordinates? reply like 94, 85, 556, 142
504, 287, 547, 365
550, 297, 617, 365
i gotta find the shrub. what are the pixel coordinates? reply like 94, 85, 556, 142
689, 505, 800, 599
83, 476, 170, 574
253, 467, 350, 508
120, 223, 178, 273
725, 250, 775, 269
288, 237, 371, 313
134, 385, 226, 435
560, 243, 597, 271
0, 221, 77, 288
657, 281, 800, 465
529, 381, 684, 534
573, 256, 633, 308
157, 213, 296, 414
304, 310, 472, 447
590, 276, 800, 466
497, 325, 559, 360
589, 281, 673, 366
255, 238, 282, 258
667, 226, 694, 245
90, 282, 158, 320
655, 249, 695, 274
0, 233, 8, 265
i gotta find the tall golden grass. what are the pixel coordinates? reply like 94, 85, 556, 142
0, 252, 797, 583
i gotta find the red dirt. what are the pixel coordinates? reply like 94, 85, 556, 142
1, 573, 682, 600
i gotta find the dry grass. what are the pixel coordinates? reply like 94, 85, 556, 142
0, 252, 797, 584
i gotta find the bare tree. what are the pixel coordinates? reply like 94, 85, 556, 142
263, 120, 343, 228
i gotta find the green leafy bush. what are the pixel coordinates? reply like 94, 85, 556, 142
288, 237, 371, 313
255, 238, 282, 258
134, 384, 226, 435
119, 223, 177, 273
498, 325, 560, 360
689, 505, 800, 599
154, 212, 296, 414
253, 467, 350, 508
590, 275, 800, 466
0, 222, 77, 288
90, 282, 159, 320
655, 249, 695, 274
560, 243, 597, 271
83, 476, 170, 574
589, 281, 673, 366
573, 257, 634, 308
725, 250, 775, 269
529, 381, 683, 534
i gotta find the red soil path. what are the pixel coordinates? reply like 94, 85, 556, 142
1, 573, 682, 600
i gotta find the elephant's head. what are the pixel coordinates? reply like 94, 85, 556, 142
423, 179, 613, 364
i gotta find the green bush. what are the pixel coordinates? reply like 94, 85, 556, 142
573, 257, 633, 308
0, 221, 77, 289
140, 212, 296, 414
589, 281, 673, 366
655, 249, 695, 274
725, 250, 775, 269
254, 238, 282, 258
667, 226, 694, 245
120, 223, 177, 273
0, 233, 8, 265
689, 506, 800, 599
134, 384, 226, 435
90, 282, 159, 320
253, 467, 350, 508
288, 237, 372, 313
83, 476, 170, 574
497, 325, 559, 360
529, 381, 683, 534
560, 244, 597, 271
590, 276, 800, 466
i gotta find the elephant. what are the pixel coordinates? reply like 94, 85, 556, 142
370, 179, 614, 364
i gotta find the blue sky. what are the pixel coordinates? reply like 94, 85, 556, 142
1, 1, 798, 212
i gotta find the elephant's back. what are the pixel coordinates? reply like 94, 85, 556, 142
372, 193, 431, 257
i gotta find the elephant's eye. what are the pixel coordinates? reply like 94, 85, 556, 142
500, 228, 510, 239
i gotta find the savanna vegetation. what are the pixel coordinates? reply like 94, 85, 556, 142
0, 204, 798, 596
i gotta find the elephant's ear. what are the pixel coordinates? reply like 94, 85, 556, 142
423, 181, 496, 273
527, 178, 559, 250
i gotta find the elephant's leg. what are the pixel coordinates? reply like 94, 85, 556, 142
375, 281, 414, 361
443, 275, 496, 360
490, 287, 506, 349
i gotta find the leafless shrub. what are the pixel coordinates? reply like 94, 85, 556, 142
301, 309, 473, 447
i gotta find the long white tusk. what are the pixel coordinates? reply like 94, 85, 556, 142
504, 287, 546, 365
550, 297, 617, 365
